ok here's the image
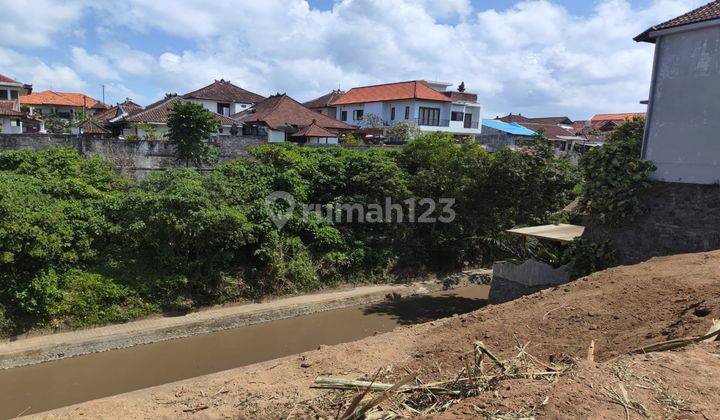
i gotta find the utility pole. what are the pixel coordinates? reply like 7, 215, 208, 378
101, 84, 105, 105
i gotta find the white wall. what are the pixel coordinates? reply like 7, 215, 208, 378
1, 118, 22, 134
643, 24, 720, 184
307, 136, 338, 145
268, 129, 286, 143
187, 99, 252, 116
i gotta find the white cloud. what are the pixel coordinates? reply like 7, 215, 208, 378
0, 0, 85, 47
0, 47, 86, 91
8, 0, 706, 118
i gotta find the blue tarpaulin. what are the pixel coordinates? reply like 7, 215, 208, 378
482, 120, 537, 136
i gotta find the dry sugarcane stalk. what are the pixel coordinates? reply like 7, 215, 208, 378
347, 375, 414, 420
313, 377, 461, 396
475, 341, 507, 371
587, 340, 595, 363
630, 326, 720, 354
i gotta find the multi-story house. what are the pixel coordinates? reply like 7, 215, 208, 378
303, 89, 344, 118
0, 74, 40, 133
330, 80, 482, 138
20, 90, 107, 119
182, 79, 265, 117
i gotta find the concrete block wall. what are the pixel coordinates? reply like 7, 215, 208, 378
583, 181, 720, 264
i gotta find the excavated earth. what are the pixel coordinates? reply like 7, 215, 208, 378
38, 251, 720, 419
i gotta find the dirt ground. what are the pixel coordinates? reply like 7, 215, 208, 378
38, 251, 720, 419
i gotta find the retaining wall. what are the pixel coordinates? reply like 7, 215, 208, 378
583, 181, 720, 264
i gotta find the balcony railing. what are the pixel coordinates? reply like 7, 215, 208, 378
415, 118, 450, 127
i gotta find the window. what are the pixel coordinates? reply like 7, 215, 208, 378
354, 109, 363, 121
463, 113, 473, 129
418, 107, 440, 126
0, 89, 7, 100
451, 111, 464, 121
341, 110, 348, 121
10, 90, 18, 100
217, 103, 230, 116
405, 106, 410, 119
390, 107, 395, 120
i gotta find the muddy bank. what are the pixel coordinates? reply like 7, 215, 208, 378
35, 251, 720, 419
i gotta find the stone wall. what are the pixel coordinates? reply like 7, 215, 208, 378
583, 181, 720, 264
0, 134, 264, 177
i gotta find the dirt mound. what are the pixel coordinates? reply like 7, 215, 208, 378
38, 251, 720, 419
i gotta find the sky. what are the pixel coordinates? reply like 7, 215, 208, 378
0, 0, 704, 120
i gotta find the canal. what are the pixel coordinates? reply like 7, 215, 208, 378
0, 285, 488, 418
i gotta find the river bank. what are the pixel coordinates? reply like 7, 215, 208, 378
0, 269, 490, 370
35, 251, 720, 419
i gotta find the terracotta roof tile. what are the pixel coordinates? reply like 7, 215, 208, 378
291, 120, 336, 137
591, 113, 646, 122
330, 81, 452, 105
636, 1, 720, 42
303, 90, 344, 109
520, 123, 581, 141
0, 74, 21, 84
497, 114, 531, 123
19, 90, 106, 108
183, 79, 265, 104
125, 96, 236, 125
234, 94, 355, 130
77, 119, 110, 134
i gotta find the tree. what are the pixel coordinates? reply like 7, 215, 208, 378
386, 120, 421, 143
361, 113, 385, 129
167, 101, 221, 167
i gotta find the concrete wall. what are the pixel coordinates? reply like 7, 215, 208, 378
583, 181, 720, 264
643, 24, 720, 184
0, 134, 264, 177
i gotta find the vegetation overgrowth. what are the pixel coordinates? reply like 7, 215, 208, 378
0, 133, 578, 334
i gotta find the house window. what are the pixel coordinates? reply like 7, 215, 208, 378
354, 109, 364, 121
217, 103, 230, 116
463, 113, 473, 129
418, 107, 440, 126
10, 90, 18, 100
451, 111, 464, 121
390, 107, 396, 120
0, 89, 7, 100
341, 110, 348, 121
405, 106, 410, 119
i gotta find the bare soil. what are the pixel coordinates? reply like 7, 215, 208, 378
37, 251, 720, 419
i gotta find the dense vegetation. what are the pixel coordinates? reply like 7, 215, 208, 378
0, 133, 577, 335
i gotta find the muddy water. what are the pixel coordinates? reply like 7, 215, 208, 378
0, 285, 488, 418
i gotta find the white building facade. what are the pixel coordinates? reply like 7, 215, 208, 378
331, 80, 482, 138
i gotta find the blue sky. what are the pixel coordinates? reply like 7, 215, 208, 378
0, 0, 703, 119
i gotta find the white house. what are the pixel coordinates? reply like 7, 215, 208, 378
0, 74, 40, 133
635, 1, 720, 184
182, 79, 265, 117
330, 80, 482, 138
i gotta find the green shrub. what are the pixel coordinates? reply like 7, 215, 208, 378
579, 118, 656, 226
561, 238, 619, 279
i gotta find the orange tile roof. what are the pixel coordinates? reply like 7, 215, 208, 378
20, 90, 106, 108
591, 113, 646, 122
125, 96, 237, 126
330, 80, 452, 105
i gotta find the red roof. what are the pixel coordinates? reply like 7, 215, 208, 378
591, 113, 646, 123
77, 119, 110, 134
0, 100, 25, 117
125, 96, 237, 126
291, 120, 336, 137
520, 123, 580, 141
636, 0, 720, 42
330, 81, 452, 105
0, 74, 20, 84
234, 94, 355, 130
497, 114, 531, 123
20, 90, 106, 108
183, 79, 265, 104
